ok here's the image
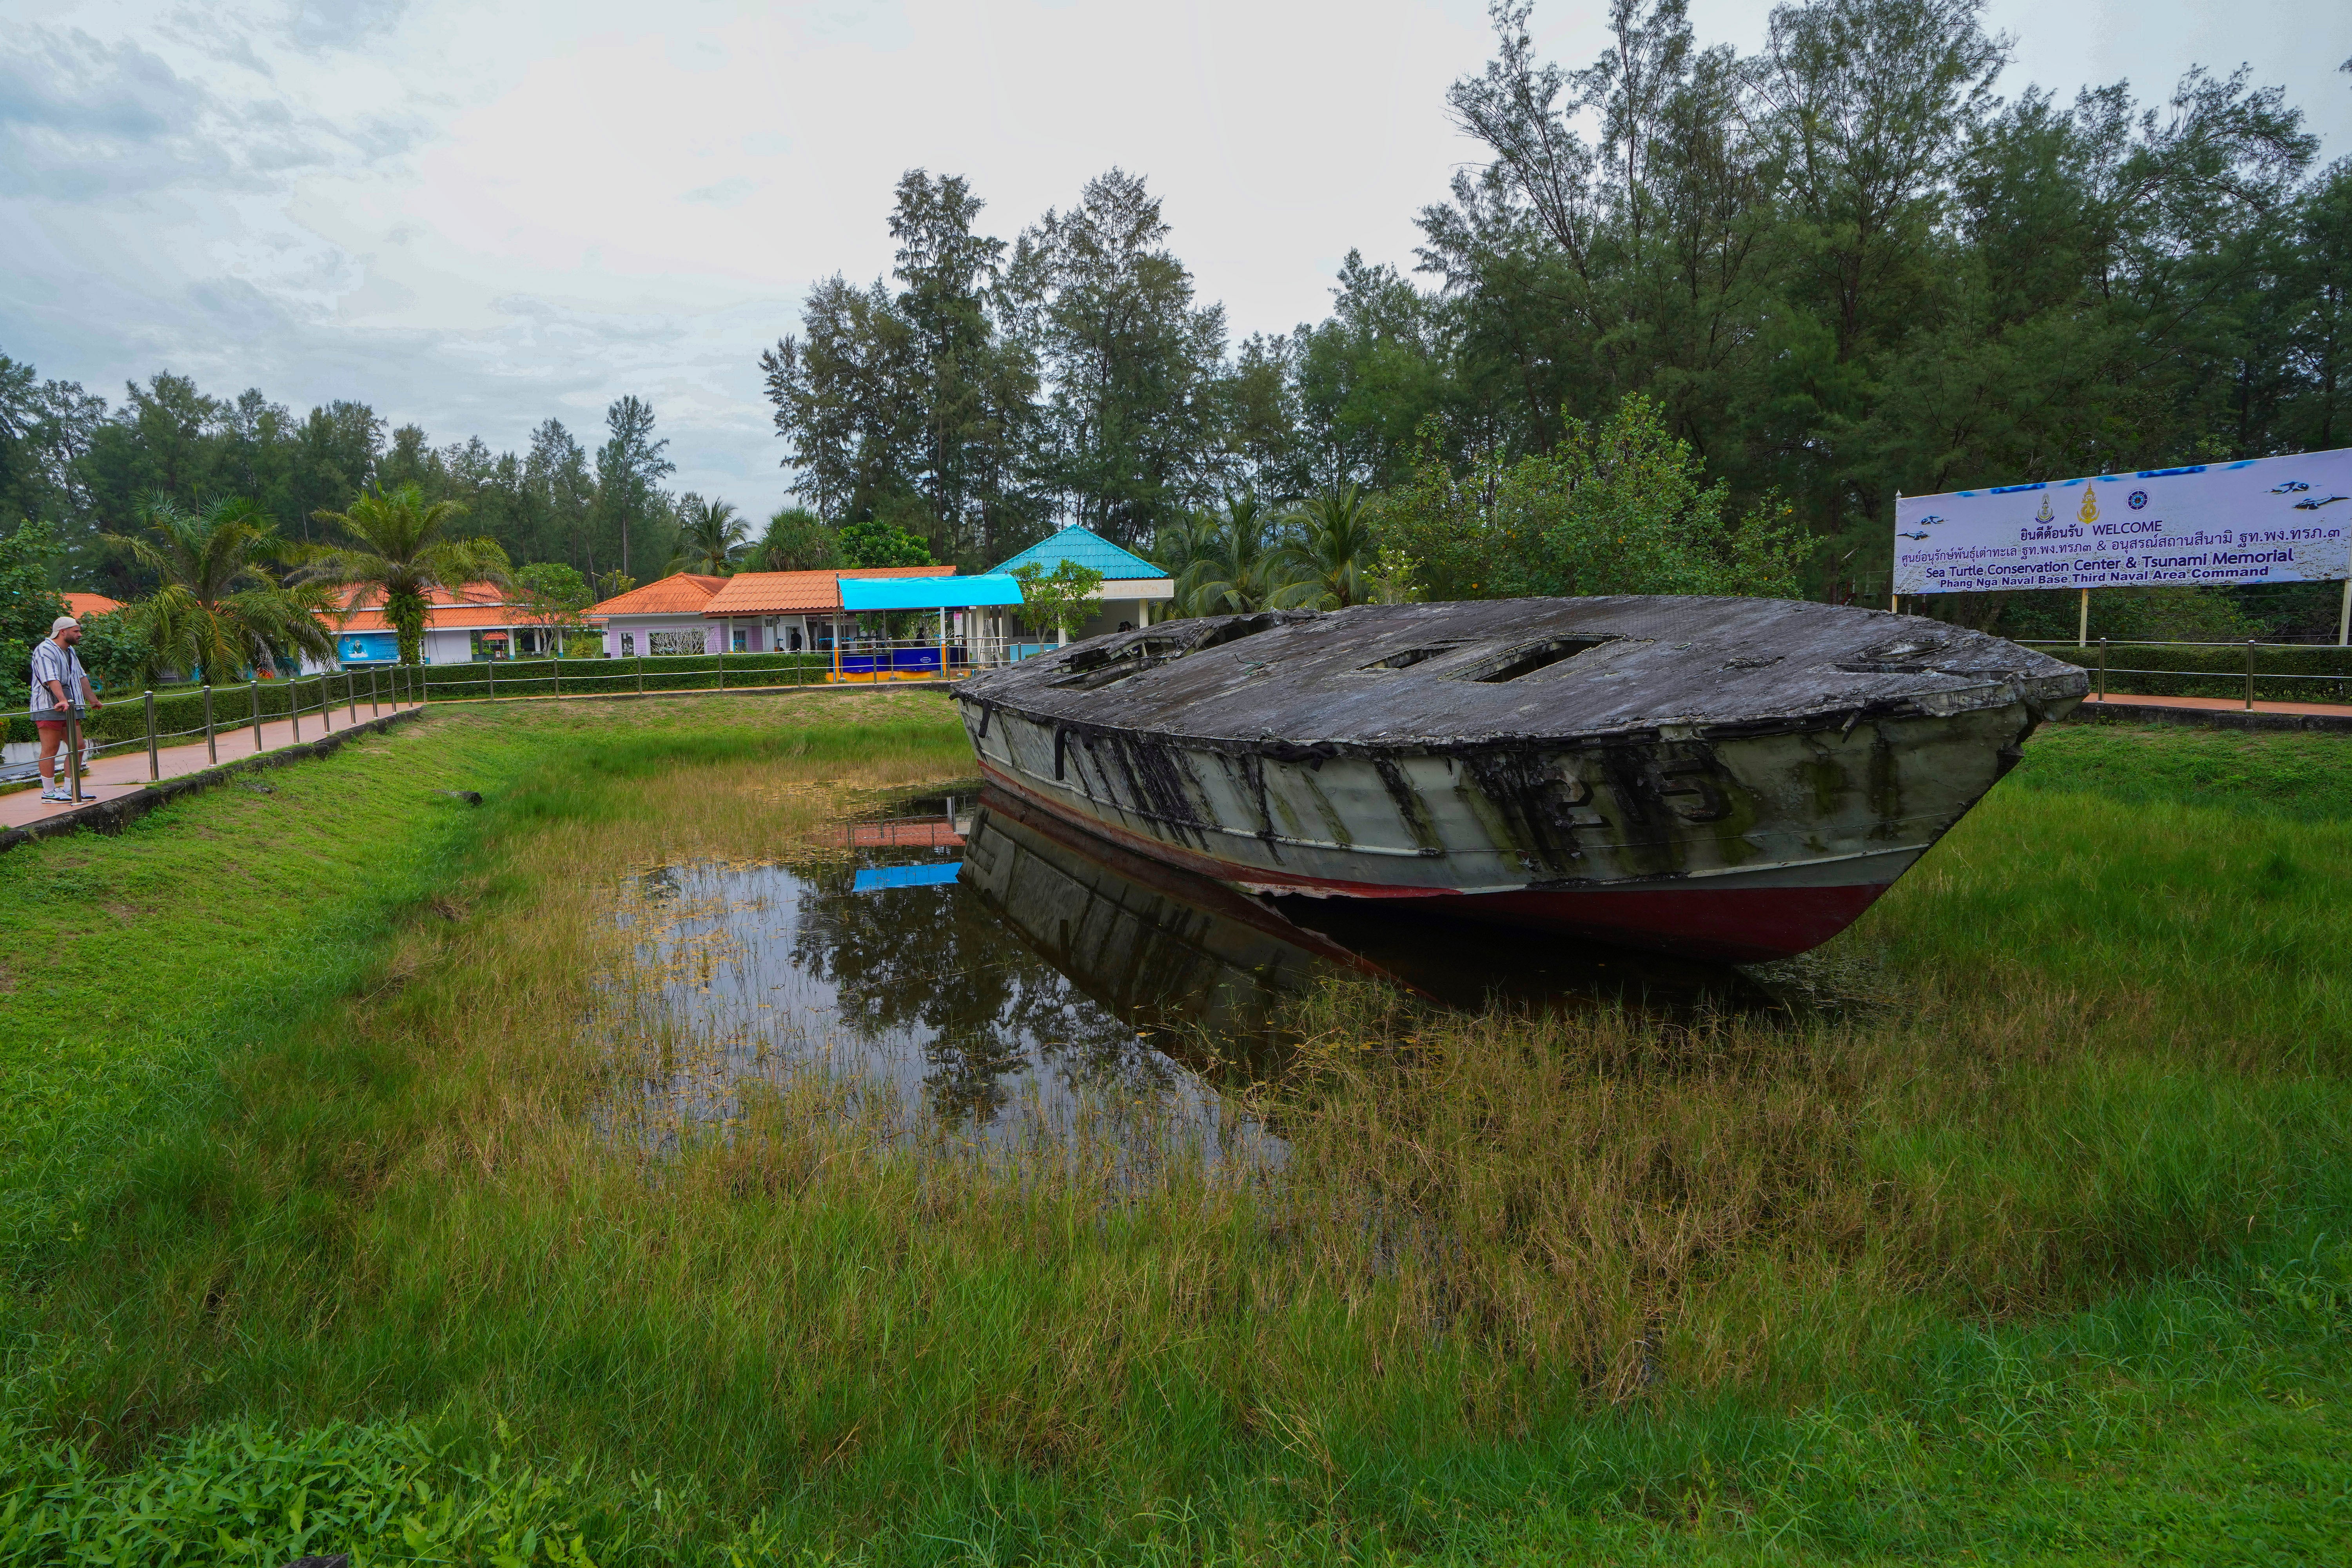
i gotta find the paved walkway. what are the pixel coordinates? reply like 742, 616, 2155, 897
0, 696, 421, 831
2080, 690, 2352, 719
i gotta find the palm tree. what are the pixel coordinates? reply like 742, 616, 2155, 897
1278, 484, 1379, 609
109, 495, 339, 685
309, 484, 512, 666
1174, 493, 1315, 616
670, 495, 750, 576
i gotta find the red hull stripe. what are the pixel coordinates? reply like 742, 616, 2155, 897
976, 760, 1886, 962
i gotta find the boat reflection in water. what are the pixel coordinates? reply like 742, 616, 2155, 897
963, 788, 1790, 1033
613, 784, 1788, 1162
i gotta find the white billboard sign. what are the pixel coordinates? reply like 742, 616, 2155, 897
1893, 449, 2352, 596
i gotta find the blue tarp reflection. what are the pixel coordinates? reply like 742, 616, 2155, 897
851, 862, 965, 893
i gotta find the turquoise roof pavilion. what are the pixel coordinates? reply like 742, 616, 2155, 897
988, 524, 1167, 581
985, 524, 1176, 643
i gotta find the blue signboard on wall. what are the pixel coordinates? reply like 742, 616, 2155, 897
339, 633, 398, 664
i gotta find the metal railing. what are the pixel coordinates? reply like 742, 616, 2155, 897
26, 666, 426, 802
14, 639, 1038, 799
2018, 637, 2352, 711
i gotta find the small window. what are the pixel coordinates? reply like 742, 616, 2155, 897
621, 633, 635, 657
731, 629, 748, 652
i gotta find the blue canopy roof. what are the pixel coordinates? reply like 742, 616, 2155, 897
838, 573, 1025, 612
987, 525, 1165, 581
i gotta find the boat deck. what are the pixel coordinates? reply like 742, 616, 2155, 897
962, 598, 2089, 748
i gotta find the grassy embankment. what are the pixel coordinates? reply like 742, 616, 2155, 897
2, 703, 2348, 1564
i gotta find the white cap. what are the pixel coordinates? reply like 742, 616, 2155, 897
50, 615, 79, 634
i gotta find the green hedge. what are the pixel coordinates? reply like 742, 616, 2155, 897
2036, 641, 2352, 704
415, 652, 834, 702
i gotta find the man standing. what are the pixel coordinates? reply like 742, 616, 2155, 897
29, 614, 101, 804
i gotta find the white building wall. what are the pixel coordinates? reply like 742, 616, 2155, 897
424, 628, 475, 664
602, 616, 716, 656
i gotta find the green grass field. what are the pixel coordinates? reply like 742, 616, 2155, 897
1, 699, 2346, 1565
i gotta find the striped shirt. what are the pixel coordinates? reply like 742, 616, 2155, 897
28, 637, 86, 717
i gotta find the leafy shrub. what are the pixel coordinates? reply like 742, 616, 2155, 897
1381, 396, 1812, 602
0, 1416, 623, 1567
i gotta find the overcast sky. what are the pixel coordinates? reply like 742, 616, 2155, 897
5, 0, 2348, 512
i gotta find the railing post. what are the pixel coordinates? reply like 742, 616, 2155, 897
2245, 639, 2256, 711
347, 673, 358, 722
250, 679, 263, 754
719, 646, 726, 691
2097, 637, 2107, 702
553, 644, 562, 700
203, 684, 217, 764
318, 676, 330, 732
143, 689, 159, 781
289, 677, 301, 742
636, 657, 644, 695
64, 704, 84, 802
369, 669, 379, 717
486, 658, 495, 702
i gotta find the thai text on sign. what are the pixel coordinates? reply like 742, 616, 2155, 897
1893, 449, 2352, 596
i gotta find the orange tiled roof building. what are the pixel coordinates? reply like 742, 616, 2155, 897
317, 582, 604, 666
590, 566, 954, 657
297, 564, 975, 667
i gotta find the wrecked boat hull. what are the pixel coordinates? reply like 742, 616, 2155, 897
956, 598, 2085, 962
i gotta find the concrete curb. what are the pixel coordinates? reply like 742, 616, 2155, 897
2065, 701, 2352, 735
0, 707, 433, 855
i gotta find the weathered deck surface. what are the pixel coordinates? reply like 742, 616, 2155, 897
963, 598, 2087, 748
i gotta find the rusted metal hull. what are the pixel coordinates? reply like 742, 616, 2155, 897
955, 599, 2085, 962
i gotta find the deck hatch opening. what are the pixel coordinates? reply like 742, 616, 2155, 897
1191, 613, 1291, 653
1455, 636, 1612, 683
1357, 642, 1474, 673
1060, 633, 1189, 677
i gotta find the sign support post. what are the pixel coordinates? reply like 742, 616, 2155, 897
1890, 491, 1902, 612
2078, 588, 2089, 648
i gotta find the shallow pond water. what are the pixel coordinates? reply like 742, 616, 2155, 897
609, 782, 1804, 1162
